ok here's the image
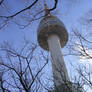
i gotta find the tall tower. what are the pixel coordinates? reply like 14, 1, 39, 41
37, 1, 71, 92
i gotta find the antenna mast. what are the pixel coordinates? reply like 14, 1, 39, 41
44, 0, 50, 16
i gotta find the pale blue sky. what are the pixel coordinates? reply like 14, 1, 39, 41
0, 0, 92, 91
0, 0, 92, 45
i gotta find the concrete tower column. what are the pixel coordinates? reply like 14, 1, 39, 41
47, 34, 69, 85
47, 34, 70, 92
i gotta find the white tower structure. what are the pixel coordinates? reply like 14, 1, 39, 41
37, 1, 72, 92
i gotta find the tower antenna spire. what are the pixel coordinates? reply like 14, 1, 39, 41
44, 0, 50, 16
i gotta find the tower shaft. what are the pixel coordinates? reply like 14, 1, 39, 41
47, 34, 70, 92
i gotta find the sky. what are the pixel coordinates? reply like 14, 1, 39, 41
0, 0, 92, 91
0, 0, 92, 45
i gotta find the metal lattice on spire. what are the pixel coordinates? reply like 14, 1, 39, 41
44, 0, 50, 16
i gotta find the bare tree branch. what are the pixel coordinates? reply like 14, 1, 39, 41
0, 0, 39, 18
0, 0, 58, 18
49, 0, 58, 12
0, 0, 4, 5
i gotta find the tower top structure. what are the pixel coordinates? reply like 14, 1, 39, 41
37, 1, 68, 50
37, 2, 70, 91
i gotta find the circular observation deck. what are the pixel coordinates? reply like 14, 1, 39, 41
37, 16, 68, 51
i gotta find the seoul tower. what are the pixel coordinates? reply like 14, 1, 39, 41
37, 1, 71, 92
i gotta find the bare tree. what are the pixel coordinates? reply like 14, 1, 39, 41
64, 27, 92, 92
0, 41, 50, 92
0, 0, 58, 29
0, 1, 92, 92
